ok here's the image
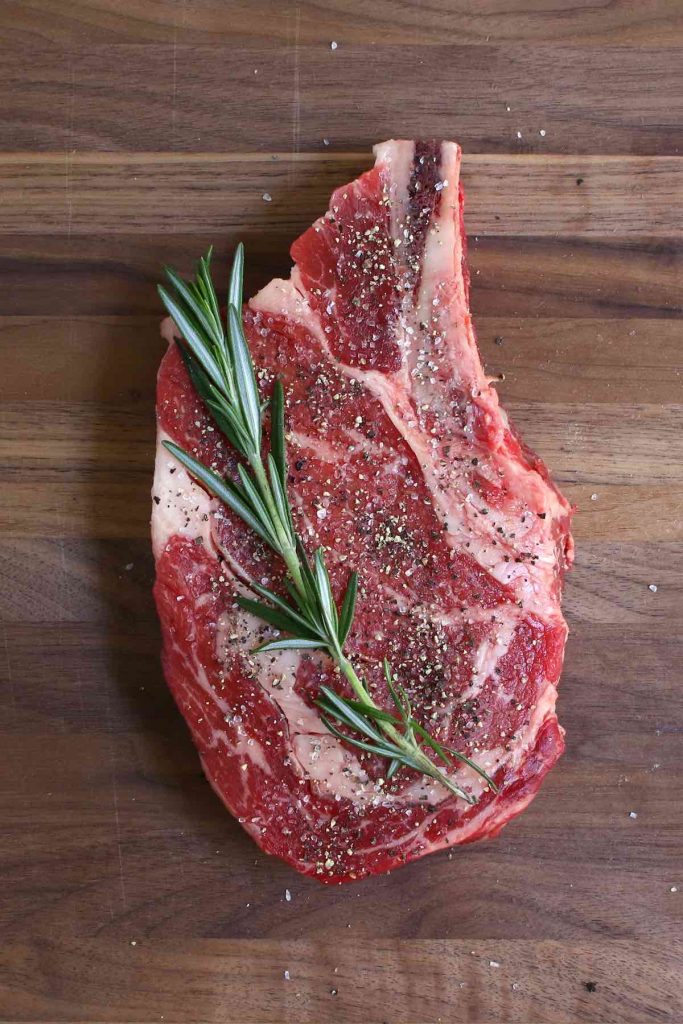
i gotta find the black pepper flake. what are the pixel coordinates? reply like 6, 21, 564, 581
585, 982, 597, 993
576, 177, 584, 186
294, 459, 305, 471
537, 512, 547, 519
153, 495, 160, 505
494, 336, 504, 346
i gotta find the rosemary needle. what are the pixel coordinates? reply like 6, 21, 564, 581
158, 246, 498, 805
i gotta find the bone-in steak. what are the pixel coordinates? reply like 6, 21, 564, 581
152, 139, 574, 883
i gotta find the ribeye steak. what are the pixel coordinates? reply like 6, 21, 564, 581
152, 139, 574, 883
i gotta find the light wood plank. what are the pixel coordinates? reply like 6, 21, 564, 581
2, 400, 681, 483
512, 402, 683, 485
3, 620, 680, 731
1, 0, 682, 46
1, 393, 682, 543
2, 478, 681, 544
1, 232, 680, 319
0, 153, 680, 238
0, 534, 681, 632
1, 316, 681, 405
478, 318, 683, 404
0, 937, 680, 1022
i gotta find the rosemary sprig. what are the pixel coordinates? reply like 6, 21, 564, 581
158, 246, 498, 805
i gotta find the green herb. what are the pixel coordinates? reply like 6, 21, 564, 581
158, 246, 498, 805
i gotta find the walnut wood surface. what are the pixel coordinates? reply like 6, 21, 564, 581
0, 2, 681, 1022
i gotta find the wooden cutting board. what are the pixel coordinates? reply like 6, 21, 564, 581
0, 4, 681, 1022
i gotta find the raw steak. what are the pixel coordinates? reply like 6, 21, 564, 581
152, 139, 574, 883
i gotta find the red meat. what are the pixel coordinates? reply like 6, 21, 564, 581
152, 140, 574, 883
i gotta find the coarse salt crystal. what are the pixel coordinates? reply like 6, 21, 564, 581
648, 584, 658, 593
262, 192, 272, 202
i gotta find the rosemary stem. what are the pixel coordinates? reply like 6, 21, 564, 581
249, 455, 279, 523
249, 456, 308, 598
337, 655, 375, 706
337, 653, 472, 799
337, 655, 414, 752
282, 550, 308, 605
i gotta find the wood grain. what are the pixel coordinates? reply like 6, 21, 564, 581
0, 938, 679, 1023
0, 41, 682, 154
1, 154, 680, 237
0, 234, 681, 319
4, 315, 682, 404
2, 0, 683, 46
0, 1, 682, 1021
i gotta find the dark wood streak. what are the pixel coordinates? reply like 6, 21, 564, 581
0, 1, 681, 1022
0, 234, 681, 318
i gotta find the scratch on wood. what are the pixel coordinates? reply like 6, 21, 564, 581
291, 1, 301, 173
64, 63, 76, 241
111, 764, 128, 909
105, 687, 128, 910
2, 625, 16, 722
171, 18, 178, 149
